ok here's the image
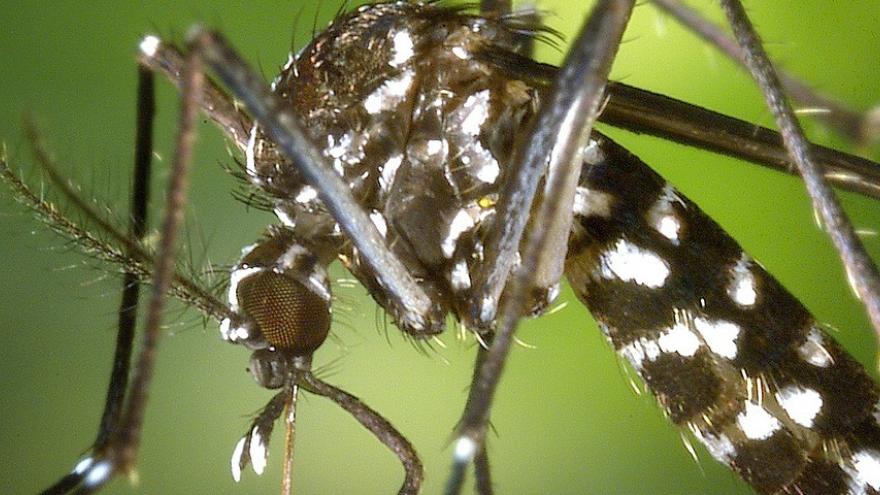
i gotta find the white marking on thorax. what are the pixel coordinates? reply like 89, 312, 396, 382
245, 125, 260, 181
728, 254, 758, 307
363, 69, 415, 114
369, 210, 388, 237
797, 327, 834, 367
451, 45, 469, 60
273, 205, 296, 227
775, 385, 823, 427
389, 29, 414, 67
474, 152, 500, 183
379, 154, 403, 191
736, 401, 782, 440
573, 186, 614, 218
693, 317, 741, 359
442, 209, 476, 258
426, 139, 444, 155
450, 260, 472, 291
277, 243, 309, 270
598, 239, 670, 288
458, 90, 491, 136
327, 132, 353, 159
295, 185, 318, 204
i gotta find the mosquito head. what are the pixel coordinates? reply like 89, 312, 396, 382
222, 229, 332, 360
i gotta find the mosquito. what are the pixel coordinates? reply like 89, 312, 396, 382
1, 1, 879, 494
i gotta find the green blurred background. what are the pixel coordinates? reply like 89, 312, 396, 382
1, 1, 879, 494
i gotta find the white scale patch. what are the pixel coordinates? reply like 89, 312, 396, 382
139, 35, 160, 57
426, 139, 445, 155
450, 260, 471, 290
245, 125, 260, 182
454, 436, 477, 462
458, 90, 490, 136
295, 185, 318, 204
599, 239, 670, 288
83, 459, 112, 488
249, 426, 268, 475
73, 457, 94, 475
273, 205, 296, 227
220, 265, 264, 342
797, 327, 834, 367
620, 321, 701, 370
474, 157, 500, 184
646, 185, 684, 244
693, 317, 741, 360
388, 29, 414, 67
442, 209, 475, 258
369, 210, 388, 237
728, 255, 758, 307
847, 450, 880, 494
363, 69, 415, 114
231, 437, 247, 482
736, 402, 782, 441
775, 385, 823, 427
573, 186, 614, 218
692, 430, 735, 464
379, 154, 403, 191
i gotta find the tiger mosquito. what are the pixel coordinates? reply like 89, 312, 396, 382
1, 1, 880, 494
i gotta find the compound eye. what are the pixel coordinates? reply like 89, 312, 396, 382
236, 270, 331, 356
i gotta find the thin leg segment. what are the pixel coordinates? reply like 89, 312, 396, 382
652, 0, 878, 145
39, 67, 155, 495
446, 1, 635, 494
719, 0, 880, 344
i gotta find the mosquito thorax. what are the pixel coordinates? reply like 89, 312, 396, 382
243, 2, 554, 335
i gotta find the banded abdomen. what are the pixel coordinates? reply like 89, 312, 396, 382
565, 133, 880, 495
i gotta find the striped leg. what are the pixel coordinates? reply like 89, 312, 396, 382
566, 133, 880, 495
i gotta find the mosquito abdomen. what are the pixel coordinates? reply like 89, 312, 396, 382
566, 133, 880, 494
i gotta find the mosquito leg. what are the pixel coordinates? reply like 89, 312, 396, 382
601, 82, 880, 199
186, 28, 443, 336
96, 66, 155, 450
466, 0, 519, 489
491, 57, 880, 199
720, 0, 880, 340
465, 340, 496, 495
33, 66, 155, 495
103, 46, 203, 486
448, 2, 635, 494
298, 371, 423, 495
138, 36, 252, 153
652, 0, 878, 145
